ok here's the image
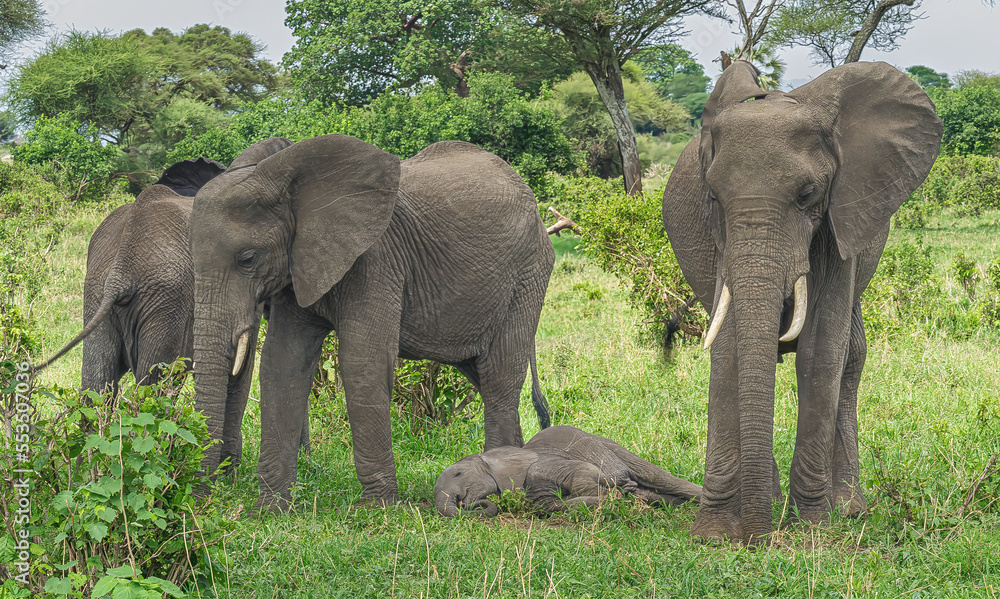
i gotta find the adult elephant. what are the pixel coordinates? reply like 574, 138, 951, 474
661, 61, 941, 544
35, 140, 290, 469
188, 135, 553, 510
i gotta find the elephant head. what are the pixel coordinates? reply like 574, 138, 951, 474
434, 447, 539, 517
663, 61, 941, 540
189, 134, 401, 472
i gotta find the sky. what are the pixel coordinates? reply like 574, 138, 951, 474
12, 0, 1000, 92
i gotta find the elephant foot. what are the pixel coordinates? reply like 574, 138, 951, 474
833, 484, 868, 518
253, 493, 293, 515
356, 490, 400, 508
690, 508, 744, 544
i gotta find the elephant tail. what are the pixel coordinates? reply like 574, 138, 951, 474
31, 277, 124, 374
530, 355, 550, 430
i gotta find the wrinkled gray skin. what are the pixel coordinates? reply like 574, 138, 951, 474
35, 144, 290, 470
661, 61, 942, 544
435, 426, 702, 516
188, 135, 553, 511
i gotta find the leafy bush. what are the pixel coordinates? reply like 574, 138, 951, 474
12, 114, 125, 203
862, 238, 942, 335
905, 154, 1000, 219
0, 359, 229, 598
572, 183, 705, 347
930, 72, 1000, 157
169, 73, 583, 186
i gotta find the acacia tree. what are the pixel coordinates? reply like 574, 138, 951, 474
0, 0, 46, 68
499, 0, 715, 195
767, 0, 921, 67
284, 0, 499, 104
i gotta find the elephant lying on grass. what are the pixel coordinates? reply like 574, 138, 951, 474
435, 426, 701, 516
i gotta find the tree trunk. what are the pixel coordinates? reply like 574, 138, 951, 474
584, 62, 643, 196
844, 0, 916, 63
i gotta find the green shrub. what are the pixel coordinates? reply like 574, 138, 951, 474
573, 184, 705, 346
910, 154, 1000, 217
169, 73, 583, 187
0, 358, 229, 598
952, 252, 980, 301
12, 114, 126, 203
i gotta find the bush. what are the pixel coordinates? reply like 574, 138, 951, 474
572, 183, 705, 347
906, 154, 1000, 219
862, 238, 942, 335
0, 358, 229, 598
12, 114, 126, 203
169, 73, 583, 187
931, 72, 1000, 157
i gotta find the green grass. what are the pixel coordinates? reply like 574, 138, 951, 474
23, 202, 1000, 597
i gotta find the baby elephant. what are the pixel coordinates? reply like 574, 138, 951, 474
435, 426, 701, 516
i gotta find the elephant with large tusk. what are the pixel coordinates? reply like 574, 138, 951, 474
435, 426, 701, 516
662, 61, 942, 544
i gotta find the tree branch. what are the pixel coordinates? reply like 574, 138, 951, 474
546, 206, 581, 236
844, 0, 915, 63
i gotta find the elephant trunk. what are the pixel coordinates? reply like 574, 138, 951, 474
724, 220, 793, 544
192, 311, 238, 475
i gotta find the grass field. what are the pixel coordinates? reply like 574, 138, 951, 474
22, 201, 1000, 597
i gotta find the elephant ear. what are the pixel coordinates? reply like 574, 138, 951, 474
228, 137, 294, 170
481, 447, 536, 492
156, 157, 227, 197
790, 62, 942, 260
254, 134, 401, 308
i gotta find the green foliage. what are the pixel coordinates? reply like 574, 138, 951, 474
931, 72, 1000, 157
549, 71, 689, 178
0, 359, 229, 596
0, 111, 16, 143
634, 44, 711, 121
572, 181, 704, 345
284, 0, 497, 104
0, 161, 64, 351
862, 238, 940, 335
952, 252, 979, 301
12, 114, 124, 203
910, 154, 1000, 217
906, 65, 951, 90
169, 73, 582, 183
0, 0, 47, 66
5, 31, 158, 145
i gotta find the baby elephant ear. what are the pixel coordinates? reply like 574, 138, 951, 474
791, 62, 942, 260
156, 157, 227, 196
255, 134, 401, 308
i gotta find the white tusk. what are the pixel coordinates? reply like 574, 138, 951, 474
703, 284, 731, 350
232, 331, 249, 376
779, 276, 808, 342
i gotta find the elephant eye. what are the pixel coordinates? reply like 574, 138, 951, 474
796, 186, 818, 209
236, 249, 257, 270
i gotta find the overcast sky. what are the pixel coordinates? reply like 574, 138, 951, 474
15, 0, 1000, 92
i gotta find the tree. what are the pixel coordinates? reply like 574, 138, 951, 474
499, 0, 716, 195
0, 110, 15, 142
283, 0, 498, 104
551, 68, 690, 177
0, 0, 46, 68
726, 42, 785, 89
6, 31, 157, 145
906, 65, 951, 90
932, 72, 1000, 157
768, 0, 921, 67
6, 26, 281, 149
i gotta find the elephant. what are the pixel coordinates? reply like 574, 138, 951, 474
435, 425, 702, 516
661, 61, 942, 544
187, 135, 553, 511
34, 142, 290, 469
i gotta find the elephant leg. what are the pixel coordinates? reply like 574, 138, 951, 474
691, 308, 745, 541
528, 459, 607, 512
256, 302, 328, 512
831, 303, 867, 517
476, 291, 544, 450
337, 315, 402, 504
789, 273, 854, 524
